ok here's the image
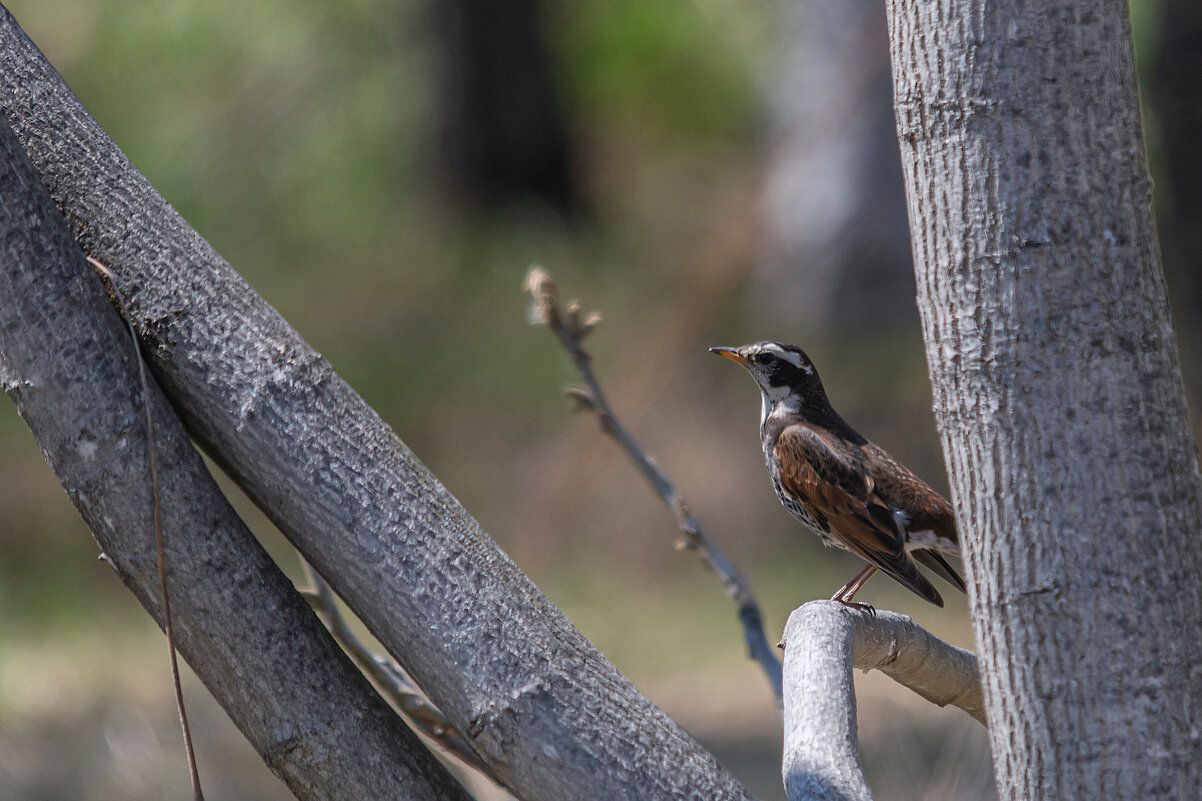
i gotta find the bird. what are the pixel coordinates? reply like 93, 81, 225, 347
711, 341, 965, 609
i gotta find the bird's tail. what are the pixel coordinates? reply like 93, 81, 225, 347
914, 550, 967, 593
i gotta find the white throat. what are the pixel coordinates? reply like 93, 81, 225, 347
759, 385, 800, 426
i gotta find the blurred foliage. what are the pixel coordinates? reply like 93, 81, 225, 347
0, 0, 786, 628
552, 1, 772, 142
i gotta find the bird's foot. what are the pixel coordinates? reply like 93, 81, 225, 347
832, 597, 876, 616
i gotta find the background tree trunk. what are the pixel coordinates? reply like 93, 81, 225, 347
760, 0, 916, 335
885, 1, 1202, 798
431, 0, 578, 214
1150, 0, 1202, 382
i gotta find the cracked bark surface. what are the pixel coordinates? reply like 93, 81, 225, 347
885, 1, 1202, 798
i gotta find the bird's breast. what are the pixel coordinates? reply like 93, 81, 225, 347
767, 467, 844, 550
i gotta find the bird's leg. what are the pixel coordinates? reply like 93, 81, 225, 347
831, 564, 878, 614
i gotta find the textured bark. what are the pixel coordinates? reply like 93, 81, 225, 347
0, 116, 470, 801
843, 607, 983, 725
0, 8, 752, 800
780, 601, 984, 801
781, 605, 872, 801
885, 1, 1202, 799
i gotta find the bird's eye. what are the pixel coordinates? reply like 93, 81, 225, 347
755, 353, 775, 365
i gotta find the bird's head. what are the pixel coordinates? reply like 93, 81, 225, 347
710, 341, 827, 422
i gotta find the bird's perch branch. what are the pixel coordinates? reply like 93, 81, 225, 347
525, 266, 784, 706
848, 609, 984, 725
780, 601, 984, 801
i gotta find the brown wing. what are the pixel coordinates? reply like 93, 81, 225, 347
863, 443, 958, 545
774, 424, 943, 606
863, 443, 966, 593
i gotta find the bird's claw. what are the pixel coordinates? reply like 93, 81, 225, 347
834, 598, 876, 616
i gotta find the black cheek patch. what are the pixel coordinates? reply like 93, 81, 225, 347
768, 362, 802, 387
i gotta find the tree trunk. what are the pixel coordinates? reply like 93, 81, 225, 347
885, 1, 1202, 798
431, 0, 578, 214
0, 7, 750, 800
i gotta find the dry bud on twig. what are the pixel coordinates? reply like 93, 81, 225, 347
524, 266, 559, 327
563, 386, 599, 413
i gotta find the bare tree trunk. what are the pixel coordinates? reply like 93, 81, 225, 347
0, 115, 471, 801
885, 1, 1202, 798
0, 7, 751, 800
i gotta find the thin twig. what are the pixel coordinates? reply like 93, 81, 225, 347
88, 255, 204, 801
297, 561, 508, 790
524, 266, 784, 707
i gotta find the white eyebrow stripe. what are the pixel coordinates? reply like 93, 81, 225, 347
782, 351, 802, 368
774, 347, 810, 372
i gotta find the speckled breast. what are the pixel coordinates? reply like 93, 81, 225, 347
767, 468, 843, 551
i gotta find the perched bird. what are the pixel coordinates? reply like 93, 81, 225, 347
711, 341, 965, 608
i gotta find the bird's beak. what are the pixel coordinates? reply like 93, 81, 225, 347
709, 346, 749, 365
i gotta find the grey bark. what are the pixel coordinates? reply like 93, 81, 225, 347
781, 605, 872, 801
780, 601, 984, 801
885, 1, 1202, 798
842, 607, 983, 725
0, 7, 753, 801
0, 117, 470, 801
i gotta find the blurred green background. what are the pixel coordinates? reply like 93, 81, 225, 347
0, 0, 1190, 799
